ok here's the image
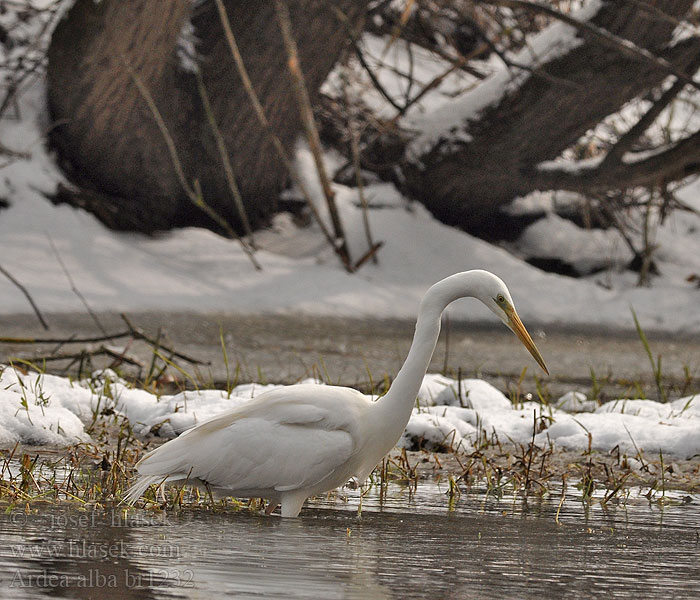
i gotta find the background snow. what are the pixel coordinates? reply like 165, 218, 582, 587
1, 81, 700, 331
1, 3, 700, 332
1, 2, 699, 472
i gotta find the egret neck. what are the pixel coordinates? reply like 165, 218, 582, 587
372, 274, 465, 452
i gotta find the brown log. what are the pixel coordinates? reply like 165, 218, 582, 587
47, 0, 368, 233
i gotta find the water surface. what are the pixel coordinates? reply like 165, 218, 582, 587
1, 483, 699, 599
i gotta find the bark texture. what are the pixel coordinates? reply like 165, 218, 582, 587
405, 0, 700, 237
47, 0, 368, 233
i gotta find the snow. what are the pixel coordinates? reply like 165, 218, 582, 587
513, 213, 632, 275
0, 367, 91, 446
176, 18, 200, 74
1, 79, 700, 331
669, 18, 700, 48
2, 365, 698, 461
1, 1, 699, 333
555, 391, 597, 413
537, 156, 604, 173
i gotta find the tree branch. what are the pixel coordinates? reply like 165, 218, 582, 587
600, 77, 688, 169
534, 128, 700, 193
482, 0, 700, 93
274, 0, 353, 270
213, 0, 353, 272
601, 51, 700, 169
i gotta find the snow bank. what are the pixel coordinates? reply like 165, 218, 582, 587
2, 365, 698, 460
2, 80, 700, 333
0, 3, 700, 332
0, 367, 91, 446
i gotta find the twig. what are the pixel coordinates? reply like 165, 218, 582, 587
273, 0, 352, 268
213, 0, 352, 272
348, 114, 379, 264
0, 264, 49, 330
47, 233, 107, 335
120, 314, 210, 366
14, 347, 144, 368
0, 141, 31, 160
195, 70, 256, 246
594, 195, 642, 261
381, 0, 416, 59
601, 53, 700, 168
0, 2, 63, 120
123, 57, 261, 271
122, 59, 192, 197
389, 54, 473, 122
602, 81, 687, 168
460, 10, 579, 90
353, 241, 384, 271
330, 5, 402, 112
524, 410, 537, 491
0, 331, 130, 345
1, 317, 208, 367
625, 0, 689, 28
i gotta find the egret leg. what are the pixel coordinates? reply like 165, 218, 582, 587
280, 494, 306, 518
265, 501, 279, 515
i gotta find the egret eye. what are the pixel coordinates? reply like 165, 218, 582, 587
496, 294, 505, 304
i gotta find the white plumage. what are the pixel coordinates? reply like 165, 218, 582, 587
126, 270, 548, 516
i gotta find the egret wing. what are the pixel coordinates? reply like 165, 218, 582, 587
136, 386, 364, 494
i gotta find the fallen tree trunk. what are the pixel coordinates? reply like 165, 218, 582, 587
403, 0, 700, 237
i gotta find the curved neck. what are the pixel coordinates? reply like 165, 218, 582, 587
375, 275, 469, 440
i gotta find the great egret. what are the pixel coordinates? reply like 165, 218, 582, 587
125, 270, 547, 516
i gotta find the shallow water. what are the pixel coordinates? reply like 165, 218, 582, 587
1, 483, 699, 599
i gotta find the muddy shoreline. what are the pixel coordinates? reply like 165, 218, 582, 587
2, 310, 699, 400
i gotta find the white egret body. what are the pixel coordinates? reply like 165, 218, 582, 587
125, 270, 547, 516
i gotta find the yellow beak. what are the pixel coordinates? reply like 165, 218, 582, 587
505, 307, 549, 375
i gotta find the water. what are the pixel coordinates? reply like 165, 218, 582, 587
1, 483, 699, 599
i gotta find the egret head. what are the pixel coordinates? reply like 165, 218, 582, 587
472, 271, 549, 375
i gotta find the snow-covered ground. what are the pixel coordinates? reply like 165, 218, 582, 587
1, 366, 698, 460
1, 77, 700, 331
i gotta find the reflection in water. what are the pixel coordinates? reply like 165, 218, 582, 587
1, 483, 699, 599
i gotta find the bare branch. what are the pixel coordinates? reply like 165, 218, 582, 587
534, 128, 700, 193
354, 241, 384, 270
0, 332, 130, 345
0, 264, 49, 330
214, 0, 353, 272
120, 314, 210, 366
47, 233, 107, 335
600, 77, 689, 169
346, 100, 379, 264
626, 0, 690, 28
123, 56, 261, 271
274, 0, 353, 270
196, 71, 256, 247
0, 316, 209, 367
